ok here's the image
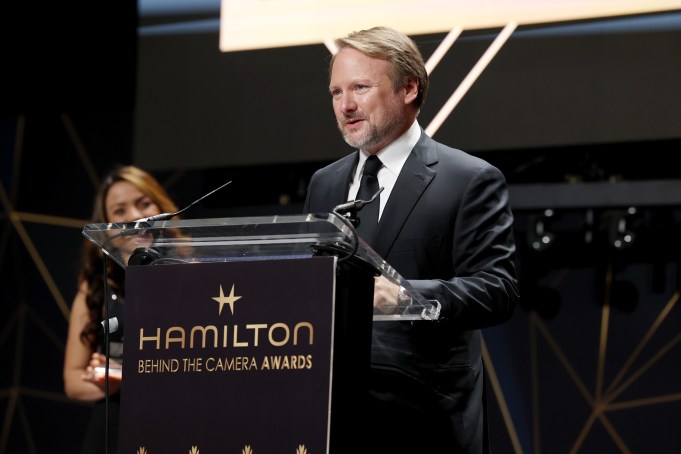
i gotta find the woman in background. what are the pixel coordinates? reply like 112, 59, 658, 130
63, 165, 179, 453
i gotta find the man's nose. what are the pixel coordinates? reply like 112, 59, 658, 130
339, 92, 357, 113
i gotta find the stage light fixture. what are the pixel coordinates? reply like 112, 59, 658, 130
608, 207, 637, 250
527, 209, 555, 252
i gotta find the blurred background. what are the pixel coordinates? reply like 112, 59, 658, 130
1, 1, 680, 452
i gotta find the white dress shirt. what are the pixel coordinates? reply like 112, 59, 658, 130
348, 120, 421, 220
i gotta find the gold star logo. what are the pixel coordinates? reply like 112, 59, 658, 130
212, 284, 242, 315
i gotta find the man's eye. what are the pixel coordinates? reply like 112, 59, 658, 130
355, 85, 369, 94
331, 89, 342, 98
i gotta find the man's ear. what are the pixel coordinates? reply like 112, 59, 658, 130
403, 77, 419, 104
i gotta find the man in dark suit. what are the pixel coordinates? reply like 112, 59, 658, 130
304, 26, 519, 453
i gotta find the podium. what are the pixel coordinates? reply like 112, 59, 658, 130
83, 212, 440, 453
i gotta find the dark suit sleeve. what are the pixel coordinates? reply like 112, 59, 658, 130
303, 153, 356, 215
409, 164, 519, 329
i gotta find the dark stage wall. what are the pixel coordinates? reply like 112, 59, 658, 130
133, 11, 681, 171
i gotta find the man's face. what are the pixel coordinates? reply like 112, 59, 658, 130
329, 47, 413, 154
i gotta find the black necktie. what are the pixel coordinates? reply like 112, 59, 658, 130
355, 155, 382, 245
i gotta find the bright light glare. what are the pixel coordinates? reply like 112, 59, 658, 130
220, 0, 681, 51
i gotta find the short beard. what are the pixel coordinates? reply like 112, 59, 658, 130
341, 123, 378, 150
339, 109, 405, 152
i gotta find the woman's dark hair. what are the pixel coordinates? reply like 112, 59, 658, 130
78, 165, 179, 349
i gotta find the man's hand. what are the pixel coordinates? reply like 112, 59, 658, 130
373, 276, 401, 314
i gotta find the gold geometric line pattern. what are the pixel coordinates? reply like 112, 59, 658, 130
607, 391, 681, 411
570, 411, 598, 454
606, 331, 681, 404
595, 413, 630, 454
533, 316, 595, 406
16, 397, 37, 453
13, 211, 87, 229
604, 291, 679, 396
1, 111, 194, 447
527, 262, 680, 453
1, 113, 161, 452
61, 112, 101, 190
486, 254, 675, 454
533, 314, 605, 452
530, 315, 541, 454
0, 386, 19, 450
425, 22, 517, 137
0, 182, 69, 319
481, 336, 524, 454
26, 304, 67, 353
595, 263, 613, 401
570, 262, 628, 453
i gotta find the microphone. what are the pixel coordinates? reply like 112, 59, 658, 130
101, 316, 123, 335
134, 180, 232, 223
109, 179, 233, 240
101, 295, 125, 336
326, 186, 384, 260
333, 187, 384, 215
107, 180, 232, 260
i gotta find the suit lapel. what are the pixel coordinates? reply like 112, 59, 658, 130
324, 153, 359, 209
373, 133, 438, 257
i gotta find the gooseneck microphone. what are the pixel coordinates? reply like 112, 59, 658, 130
333, 186, 383, 219
134, 180, 233, 223
100, 175, 233, 259
109, 180, 233, 240
328, 186, 384, 262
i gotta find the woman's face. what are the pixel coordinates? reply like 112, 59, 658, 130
105, 181, 161, 223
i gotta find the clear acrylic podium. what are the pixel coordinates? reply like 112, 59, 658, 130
83, 212, 441, 452
83, 212, 441, 321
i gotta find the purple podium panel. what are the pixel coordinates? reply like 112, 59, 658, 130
119, 256, 336, 453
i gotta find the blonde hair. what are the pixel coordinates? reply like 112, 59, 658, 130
330, 26, 429, 108
91, 165, 179, 224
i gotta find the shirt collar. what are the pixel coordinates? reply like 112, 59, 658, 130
358, 120, 421, 177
